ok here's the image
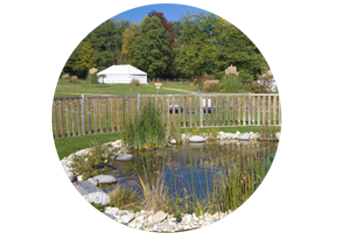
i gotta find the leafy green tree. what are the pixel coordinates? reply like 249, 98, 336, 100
85, 19, 129, 70
214, 19, 267, 81
127, 16, 173, 78
77, 42, 97, 87
174, 13, 218, 78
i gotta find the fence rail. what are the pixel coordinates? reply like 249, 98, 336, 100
52, 93, 281, 139
147, 78, 191, 84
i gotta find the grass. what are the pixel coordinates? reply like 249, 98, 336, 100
55, 81, 188, 97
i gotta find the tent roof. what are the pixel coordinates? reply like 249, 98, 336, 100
97, 65, 147, 76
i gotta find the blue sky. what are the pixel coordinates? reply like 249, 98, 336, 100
113, 3, 212, 23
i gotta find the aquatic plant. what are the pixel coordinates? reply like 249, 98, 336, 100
121, 98, 167, 150
70, 139, 111, 180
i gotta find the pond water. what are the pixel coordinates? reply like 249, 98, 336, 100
100, 140, 278, 204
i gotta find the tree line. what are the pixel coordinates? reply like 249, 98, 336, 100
62, 11, 270, 83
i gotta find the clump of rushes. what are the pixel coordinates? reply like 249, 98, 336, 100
108, 185, 143, 211
206, 128, 219, 140
121, 98, 166, 150
259, 121, 277, 140
167, 121, 181, 144
70, 139, 111, 180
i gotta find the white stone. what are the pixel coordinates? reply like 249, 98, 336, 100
170, 139, 176, 144
92, 175, 117, 184
189, 135, 205, 143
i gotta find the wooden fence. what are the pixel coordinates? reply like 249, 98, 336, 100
148, 78, 191, 84
52, 93, 281, 139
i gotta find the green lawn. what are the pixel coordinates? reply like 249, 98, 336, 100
55, 81, 188, 97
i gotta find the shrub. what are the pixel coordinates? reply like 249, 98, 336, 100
194, 75, 214, 89
70, 140, 111, 180
259, 121, 277, 140
245, 81, 268, 93
166, 121, 181, 144
131, 78, 140, 86
221, 74, 247, 93
71, 75, 78, 80
202, 80, 220, 92
87, 73, 99, 84
61, 73, 70, 80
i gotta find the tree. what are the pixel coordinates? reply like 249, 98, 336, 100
214, 19, 267, 81
127, 16, 173, 78
174, 12, 218, 78
77, 42, 97, 87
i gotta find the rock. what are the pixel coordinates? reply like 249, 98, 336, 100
152, 211, 167, 224
116, 154, 134, 161
170, 139, 176, 144
104, 208, 235, 231
276, 132, 280, 141
117, 149, 126, 156
65, 170, 76, 182
92, 175, 117, 184
88, 178, 99, 186
77, 175, 84, 181
75, 181, 110, 206
236, 131, 241, 134
238, 133, 250, 141
189, 135, 205, 143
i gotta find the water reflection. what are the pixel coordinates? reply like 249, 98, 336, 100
100, 140, 278, 201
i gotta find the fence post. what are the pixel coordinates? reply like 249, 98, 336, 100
194, 94, 198, 127
248, 92, 251, 125
137, 93, 141, 116
81, 94, 85, 135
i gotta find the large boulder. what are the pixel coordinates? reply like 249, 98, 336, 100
75, 181, 110, 206
189, 135, 205, 143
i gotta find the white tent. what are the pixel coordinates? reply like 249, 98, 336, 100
96, 65, 147, 84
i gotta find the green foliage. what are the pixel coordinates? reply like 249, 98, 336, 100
77, 42, 97, 70
221, 74, 247, 93
259, 121, 277, 140
70, 139, 110, 180
86, 73, 99, 84
127, 16, 173, 78
206, 128, 219, 140
91, 202, 105, 212
167, 121, 181, 144
121, 98, 166, 150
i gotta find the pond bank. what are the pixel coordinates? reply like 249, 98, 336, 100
60, 131, 279, 232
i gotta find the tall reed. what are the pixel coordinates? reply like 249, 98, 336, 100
121, 98, 167, 150
130, 141, 274, 216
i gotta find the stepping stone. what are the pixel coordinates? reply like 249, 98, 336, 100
116, 154, 134, 161
75, 181, 110, 206
92, 175, 117, 184
189, 135, 205, 143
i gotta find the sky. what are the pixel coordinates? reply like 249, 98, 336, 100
113, 3, 212, 23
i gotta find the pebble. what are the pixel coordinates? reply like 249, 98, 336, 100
103, 207, 230, 232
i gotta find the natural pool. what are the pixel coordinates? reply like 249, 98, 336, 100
99, 140, 278, 212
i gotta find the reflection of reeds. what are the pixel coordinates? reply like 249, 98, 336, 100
129, 142, 274, 216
